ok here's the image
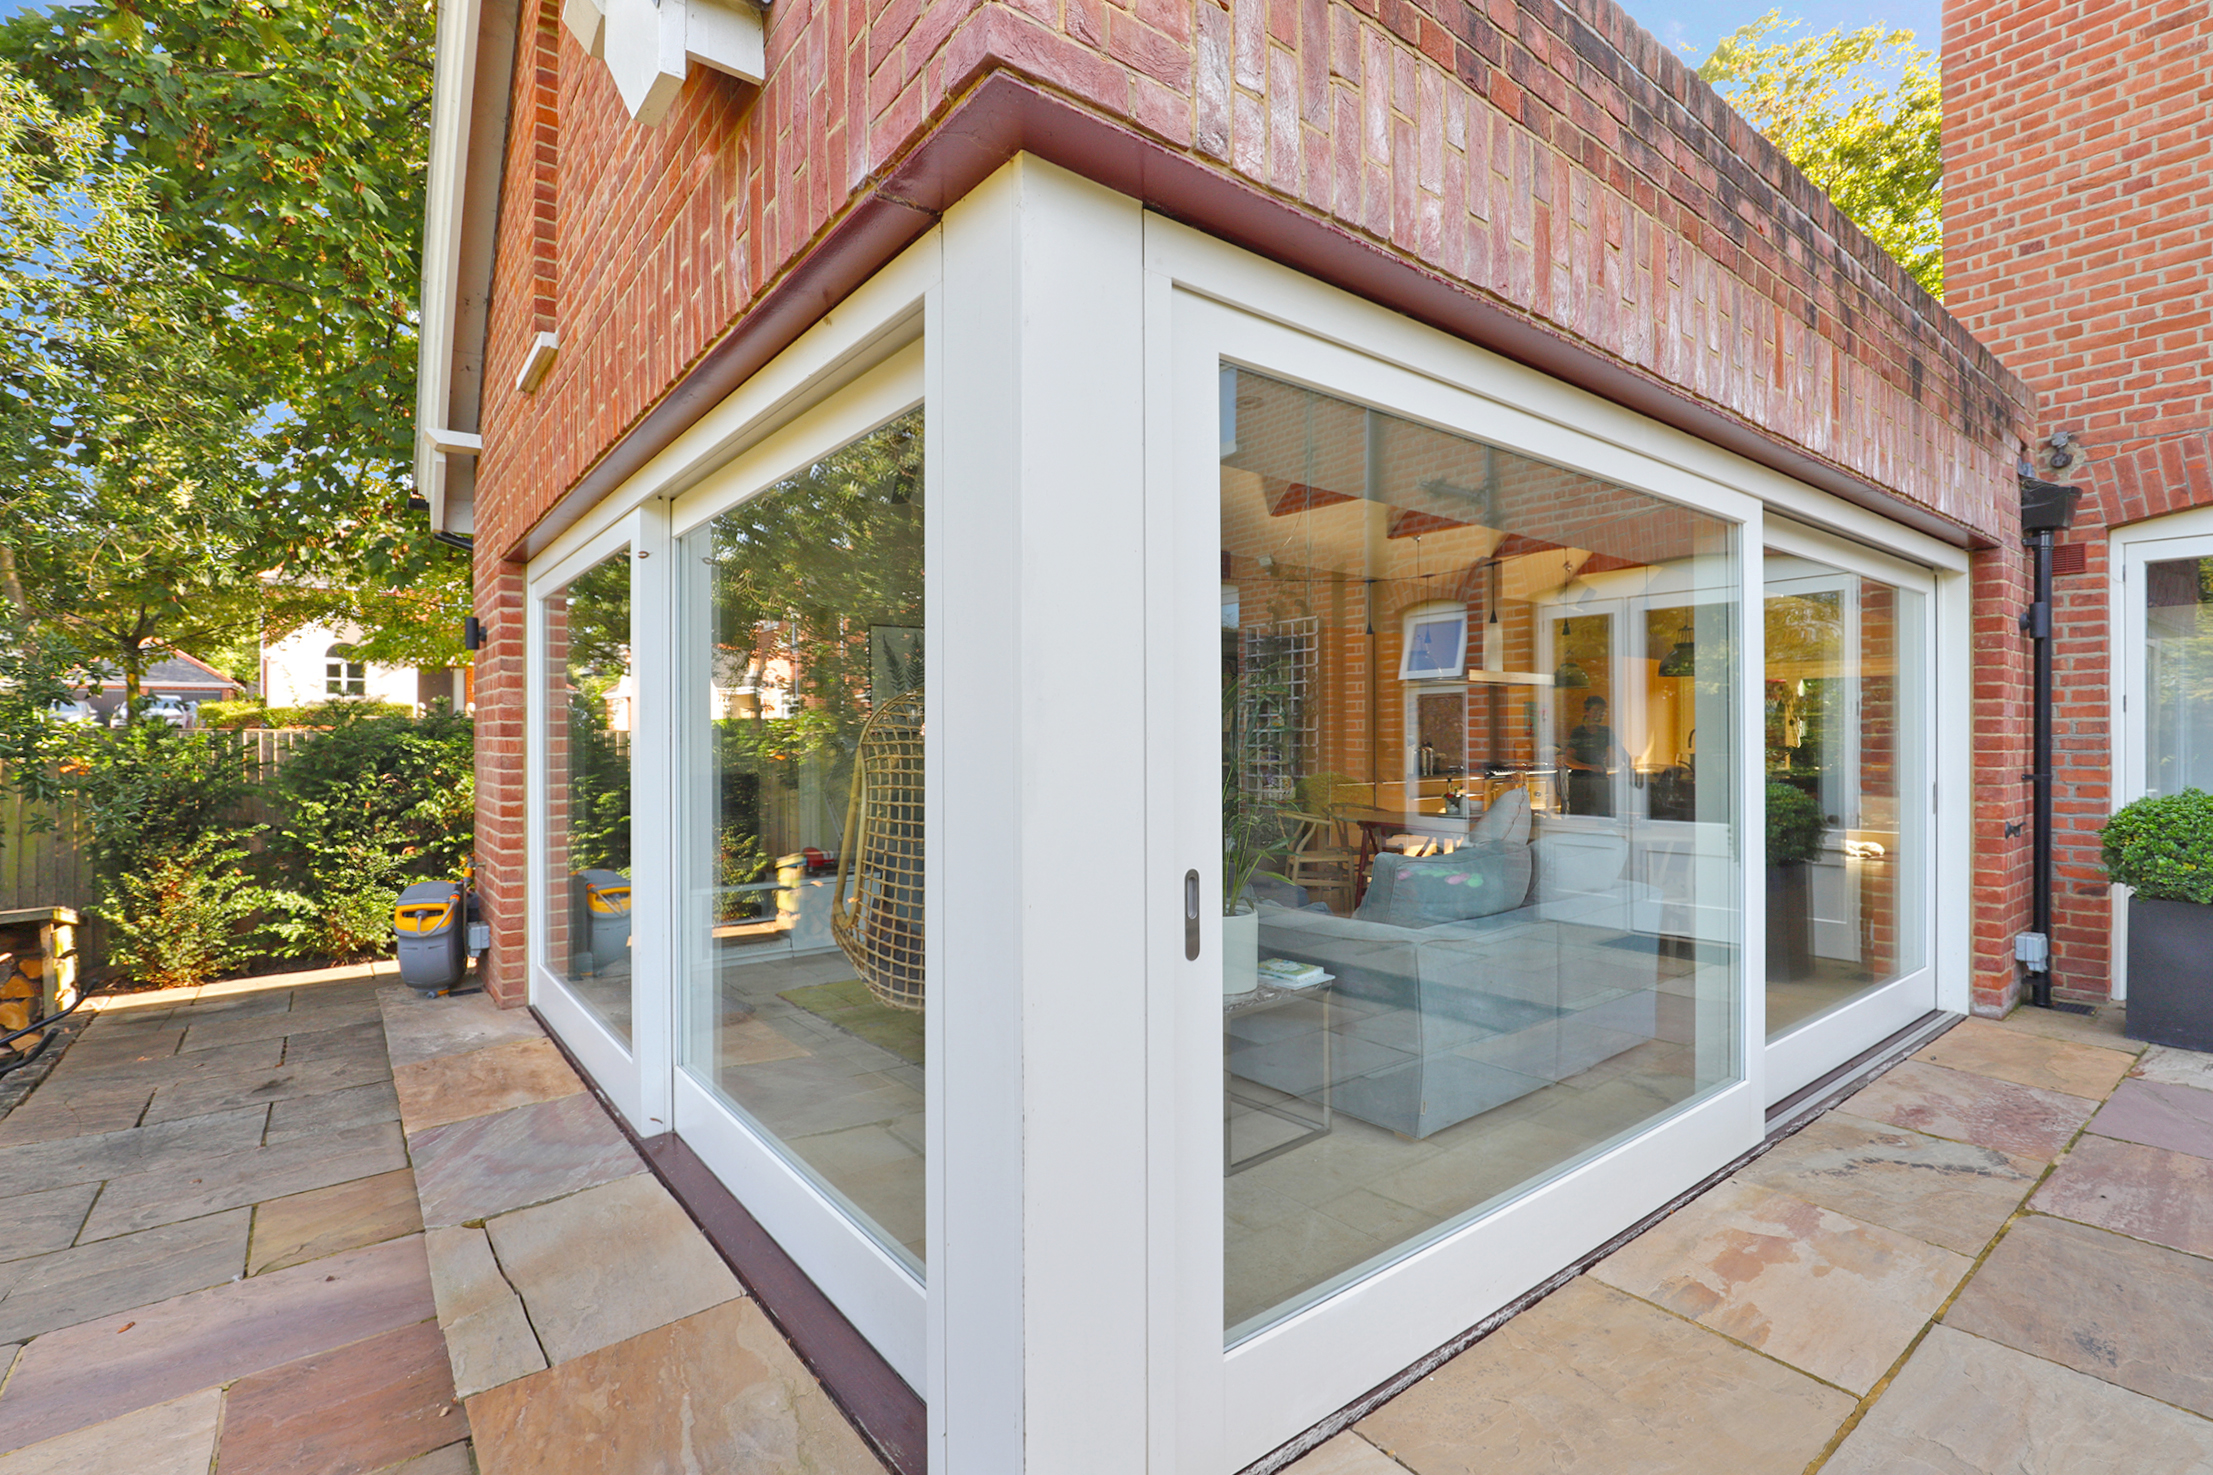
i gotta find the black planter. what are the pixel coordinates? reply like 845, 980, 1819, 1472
1767, 863, 1814, 983
2128, 896, 2213, 1050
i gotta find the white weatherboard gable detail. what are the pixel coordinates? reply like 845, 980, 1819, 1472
600, 0, 763, 126
562, 0, 606, 57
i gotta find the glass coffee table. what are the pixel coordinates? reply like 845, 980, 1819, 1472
1224, 973, 1335, 1175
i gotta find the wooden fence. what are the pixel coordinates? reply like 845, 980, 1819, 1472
0, 729, 316, 914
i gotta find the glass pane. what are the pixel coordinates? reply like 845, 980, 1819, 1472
542, 548, 636, 1042
2146, 557, 2213, 796
679, 408, 926, 1276
1762, 556, 1927, 1036
1220, 367, 1740, 1343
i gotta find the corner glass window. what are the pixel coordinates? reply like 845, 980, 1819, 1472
1219, 367, 1740, 1341
541, 548, 636, 1042
678, 407, 926, 1276
1762, 554, 1927, 1035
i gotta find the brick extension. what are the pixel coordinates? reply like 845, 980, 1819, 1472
466, 0, 2037, 1005
1945, 0, 2213, 1005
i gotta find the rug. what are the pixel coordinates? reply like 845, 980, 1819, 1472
775, 977, 925, 1065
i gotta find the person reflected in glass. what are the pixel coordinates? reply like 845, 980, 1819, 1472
1561, 694, 1621, 817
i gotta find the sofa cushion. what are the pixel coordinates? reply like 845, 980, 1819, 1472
1466, 786, 1531, 848
1384, 842, 1534, 927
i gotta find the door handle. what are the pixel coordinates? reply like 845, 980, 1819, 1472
1184, 869, 1201, 961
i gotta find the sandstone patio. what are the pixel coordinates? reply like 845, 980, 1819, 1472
0, 972, 2208, 1473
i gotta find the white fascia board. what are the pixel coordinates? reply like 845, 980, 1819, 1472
416, 0, 483, 533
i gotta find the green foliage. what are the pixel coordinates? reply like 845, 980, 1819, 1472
262, 709, 473, 959
200, 699, 414, 731
2102, 790, 2213, 905
1699, 12, 1943, 298
1765, 781, 1826, 867
63, 725, 252, 884
99, 830, 265, 990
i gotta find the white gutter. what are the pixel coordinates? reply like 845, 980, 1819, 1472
415, 0, 519, 538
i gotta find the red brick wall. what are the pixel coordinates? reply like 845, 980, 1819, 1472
1945, 0, 2213, 1003
466, 0, 2036, 1003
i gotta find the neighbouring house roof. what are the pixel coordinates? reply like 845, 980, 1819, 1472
76, 652, 245, 696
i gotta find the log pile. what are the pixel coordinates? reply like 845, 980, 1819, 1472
0, 935, 44, 1056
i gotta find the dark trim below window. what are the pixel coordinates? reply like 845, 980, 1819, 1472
530, 1010, 925, 1475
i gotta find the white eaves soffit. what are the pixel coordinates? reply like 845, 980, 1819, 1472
564, 0, 765, 126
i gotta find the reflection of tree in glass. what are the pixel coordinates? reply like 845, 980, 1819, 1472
563, 553, 632, 872
704, 411, 924, 870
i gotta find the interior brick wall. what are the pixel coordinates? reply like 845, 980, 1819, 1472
1945, 0, 2213, 1003
466, 0, 2036, 1004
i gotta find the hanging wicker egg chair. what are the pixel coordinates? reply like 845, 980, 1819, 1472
831, 687, 926, 1011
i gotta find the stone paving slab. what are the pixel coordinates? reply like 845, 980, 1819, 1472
0, 1389, 222, 1475
0, 1234, 436, 1453
1733, 1113, 2043, 1255
266, 1078, 402, 1143
249, 1167, 425, 1276
2031, 1131, 2213, 1257
0, 1186, 97, 1267
408, 1091, 641, 1228
1345, 1277, 1854, 1475
2136, 1044, 2213, 1091
464, 1299, 884, 1475
1838, 1059, 2099, 1160
216, 1319, 464, 1475
140, 1048, 395, 1124
0, 1209, 249, 1343
0, 1105, 270, 1194
1823, 1324, 2213, 1473
1911, 1017, 2138, 1099
77, 1118, 409, 1241
2085, 1077, 2213, 1161
1591, 1178, 1969, 1394
1946, 1212, 2213, 1417
392, 1036, 583, 1134
484, 1171, 742, 1365
379, 989, 542, 1069
424, 1225, 547, 1399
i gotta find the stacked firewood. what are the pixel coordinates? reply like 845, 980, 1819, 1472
0, 941, 44, 1056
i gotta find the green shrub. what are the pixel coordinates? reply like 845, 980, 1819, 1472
1766, 781, 1826, 867
2102, 789, 2213, 905
203, 699, 414, 731
263, 707, 473, 959
64, 725, 256, 884
99, 831, 266, 989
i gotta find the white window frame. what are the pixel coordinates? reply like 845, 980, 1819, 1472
2108, 507, 2213, 1000
1152, 226, 1769, 1472
1759, 518, 1943, 1098
526, 513, 662, 1130
523, 231, 944, 1401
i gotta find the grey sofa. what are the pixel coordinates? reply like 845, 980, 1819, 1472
1228, 830, 1660, 1140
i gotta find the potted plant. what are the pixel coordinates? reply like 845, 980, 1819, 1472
1766, 781, 1825, 983
2101, 788, 2213, 1048
1222, 769, 1288, 997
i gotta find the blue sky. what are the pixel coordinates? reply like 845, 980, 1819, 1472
1620, 1, 1941, 63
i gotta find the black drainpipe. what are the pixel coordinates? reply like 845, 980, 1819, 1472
2019, 474, 2082, 1010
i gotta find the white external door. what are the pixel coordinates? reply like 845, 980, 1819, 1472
1759, 520, 1940, 1102
2111, 519, 2213, 1000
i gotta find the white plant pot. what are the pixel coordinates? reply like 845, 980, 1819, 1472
1222, 906, 1260, 996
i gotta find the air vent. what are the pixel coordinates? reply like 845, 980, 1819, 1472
2052, 544, 2089, 576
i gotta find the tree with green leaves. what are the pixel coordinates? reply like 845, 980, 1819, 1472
0, 0, 465, 724
1699, 12, 1943, 299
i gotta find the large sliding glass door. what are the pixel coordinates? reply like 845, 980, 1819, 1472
1760, 522, 1937, 1101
